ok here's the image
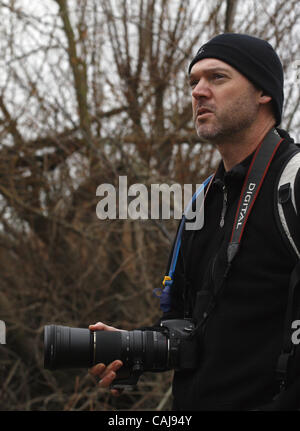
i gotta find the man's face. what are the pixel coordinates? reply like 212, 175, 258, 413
189, 58, 262, 142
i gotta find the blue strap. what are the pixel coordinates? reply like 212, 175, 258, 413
153, 175, 213, 312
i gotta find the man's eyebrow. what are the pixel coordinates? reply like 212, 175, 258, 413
189, 67, 232, 81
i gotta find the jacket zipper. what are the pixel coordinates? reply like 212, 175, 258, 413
201, 185, 228, 323
220, 184, 228, 227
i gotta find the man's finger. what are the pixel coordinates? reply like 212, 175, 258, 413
89, 322, 118, 331
105, 360, 123, 372
89, 362, 105, 377
99, 371, 116, 388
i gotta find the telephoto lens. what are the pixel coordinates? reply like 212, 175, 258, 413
44, 325, 169, 371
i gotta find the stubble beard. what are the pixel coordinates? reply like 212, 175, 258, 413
194, 89, 260, 144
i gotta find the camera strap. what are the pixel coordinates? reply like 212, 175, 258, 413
197, 128, 283, 327
227, 128, 283, 266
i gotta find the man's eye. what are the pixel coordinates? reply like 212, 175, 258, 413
213, 73, 225, 80
190, 81, 198, 88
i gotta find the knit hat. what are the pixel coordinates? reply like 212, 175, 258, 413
188, 33, 284, 126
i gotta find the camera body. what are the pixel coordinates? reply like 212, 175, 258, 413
44, 318, 199, 388
159, 318, 199, 369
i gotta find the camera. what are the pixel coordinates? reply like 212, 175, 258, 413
44, 319, 199, 388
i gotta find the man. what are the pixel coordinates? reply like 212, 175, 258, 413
90, 34, 300, 410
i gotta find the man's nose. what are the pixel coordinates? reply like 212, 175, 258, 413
192, 79, 212, 99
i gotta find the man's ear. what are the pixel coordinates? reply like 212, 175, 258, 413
259, 91, 272, 104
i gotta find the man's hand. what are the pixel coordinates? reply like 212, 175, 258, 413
88, 321, 123, 396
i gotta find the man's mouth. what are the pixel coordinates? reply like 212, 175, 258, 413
196, 107, 214, 117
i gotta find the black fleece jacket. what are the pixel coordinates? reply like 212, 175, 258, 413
163, 128, 300, 411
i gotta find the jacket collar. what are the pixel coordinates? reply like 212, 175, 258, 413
213, 152, 253, 188
212, 127, 293, 188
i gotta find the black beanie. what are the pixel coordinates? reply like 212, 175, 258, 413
188, 33, 284, 126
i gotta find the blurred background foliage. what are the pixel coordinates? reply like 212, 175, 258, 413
0, 0, 299, 410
